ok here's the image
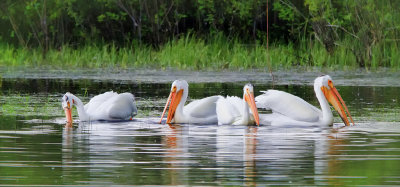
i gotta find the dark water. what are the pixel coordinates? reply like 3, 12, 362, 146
1, 72, 400, 186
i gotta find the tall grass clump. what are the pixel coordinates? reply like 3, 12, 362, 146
389, 43, 400, 69
157, 34, 209, 69
0, 44, 19, 66
1, 32, 400, 71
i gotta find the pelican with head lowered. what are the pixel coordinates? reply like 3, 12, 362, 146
159, 80, 222, 124
62, 91, 137, 123
216, 83, 260, 126
255, 75, 354, 126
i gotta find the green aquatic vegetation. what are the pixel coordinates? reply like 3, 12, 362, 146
133, 98, 164, 118
1, 34, 399, 70
362, 108, 400, 122
0, 94, 62, 117
1, 104, 17, 116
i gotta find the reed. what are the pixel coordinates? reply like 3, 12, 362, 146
0, 34, 399, 70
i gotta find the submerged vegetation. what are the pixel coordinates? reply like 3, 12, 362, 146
0, 94, 61, 118
0, 0, 399, 70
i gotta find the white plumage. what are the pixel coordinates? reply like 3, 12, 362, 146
182, 95, 223, 122
62, 91, 137, 122
216, 96, 243, 125
160, 80, 222, 124
256, 90, 321, 122
216, 84, 260, 126
255, 75, 354, 126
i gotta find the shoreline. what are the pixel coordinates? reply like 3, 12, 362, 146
1, 67, 400, 87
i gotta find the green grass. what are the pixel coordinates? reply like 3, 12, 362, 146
0, 94, 62, 118
0, 34, 399, 70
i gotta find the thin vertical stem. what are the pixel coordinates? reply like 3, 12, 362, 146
266, 0, 275, 87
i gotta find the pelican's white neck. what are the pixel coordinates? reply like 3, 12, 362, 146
231, 93, 251, 125
174, 87, 189, 122
70, 94, 90, 121
314, 84, 333, 125
240, 93, 250, 125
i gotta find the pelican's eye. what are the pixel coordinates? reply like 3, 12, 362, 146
328, 80, 334, 88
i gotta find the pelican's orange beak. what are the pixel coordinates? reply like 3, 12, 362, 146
159, 87, 183, 124
64, 101, 73, 124
321, 81, 355, 126
245, 90, 260, 126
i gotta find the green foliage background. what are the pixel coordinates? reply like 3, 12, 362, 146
0, 0, 399, 69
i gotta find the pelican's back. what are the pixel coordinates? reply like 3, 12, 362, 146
85, 91, 118, 112
184, 95, 222, 119
106, 93, 137, 120
85, 91, 137, 120
255, 90, 321, 122
216, 96, 243, 125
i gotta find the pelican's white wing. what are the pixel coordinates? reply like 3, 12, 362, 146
216, 96, 242, 125
86, 92, 137, 121
255, 90, 321, 122
105, 93, 137, 120
184, 95, 223, 118
84, 91, 118, 112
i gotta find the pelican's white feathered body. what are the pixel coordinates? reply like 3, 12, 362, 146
255, 75, 354, 126
216, 84, 260, 126
160, 80, 222, 124
174, 95, 223, 124
255, 90, 325, 126
62, 91, 137, 122
217, 96, 247, 125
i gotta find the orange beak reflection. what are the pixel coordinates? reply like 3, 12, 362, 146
321, 84, 355, 126
244, 90, 260, 126
159, 89, 183, 124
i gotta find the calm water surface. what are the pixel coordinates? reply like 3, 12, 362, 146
0, 70, 400, 185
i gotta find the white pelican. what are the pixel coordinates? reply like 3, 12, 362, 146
62, 91, 137, 123
159, 80, 222, 124
216, 84, 260, 126
255, 75, 354, 126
